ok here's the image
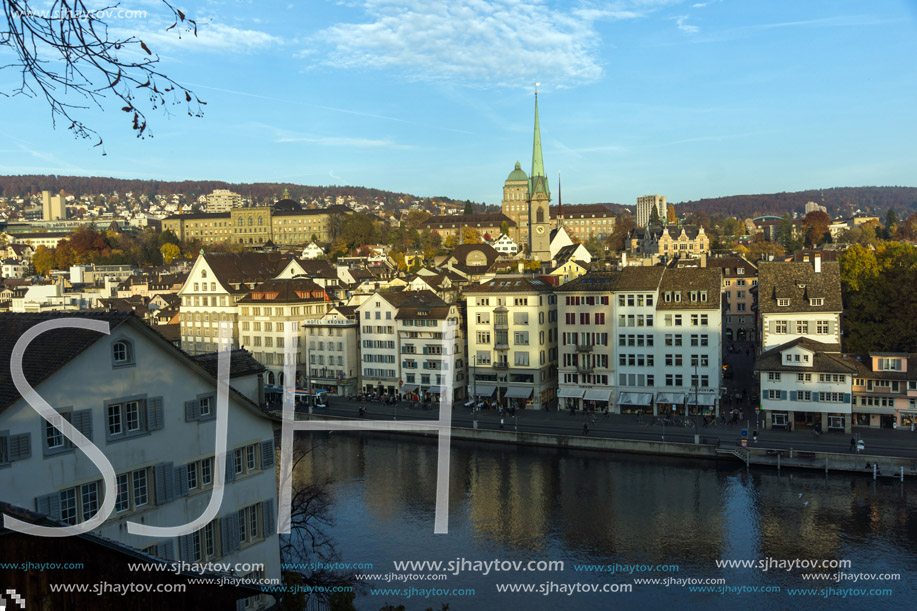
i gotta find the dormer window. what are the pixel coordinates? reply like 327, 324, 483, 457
737, 268, 744, 275
674, 291, 682, 302
878, 358, 902, 371
810, 298, 824, 306
700, 291, 708, 302
777, 298, 790, 307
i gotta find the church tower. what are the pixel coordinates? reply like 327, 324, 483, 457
528, 91, 552, 260
501, 161, 529, 244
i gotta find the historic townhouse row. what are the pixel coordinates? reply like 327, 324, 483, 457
555, 267, 723, 415
0, 312, 280, 610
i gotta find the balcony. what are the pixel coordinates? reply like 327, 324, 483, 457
493, 362, 510, 370
577, 364, 594, 374
495, 343, 510, 351
575, 344, 593, 353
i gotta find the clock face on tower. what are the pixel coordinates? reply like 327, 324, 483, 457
536, 225, 545, 235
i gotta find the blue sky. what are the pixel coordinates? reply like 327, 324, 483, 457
2, 0, 916, 206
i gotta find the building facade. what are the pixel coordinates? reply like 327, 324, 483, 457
303, 306, 360, 396
465, 276, 557, 410
707, 256, 758, 343
636, 195, 667, 228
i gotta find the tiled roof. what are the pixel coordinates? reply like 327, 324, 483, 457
656, 268, 722, 310
706, 256, 757, 277
549, 203, 616, 218
236, 277, 328, 303
464, 276, 554, 294
202, 252, 291, 288
191, 349, 266, 378
754, 337, 856, 374
0, 312, 133, 412
757, 260, 842, 314
422, 213, 516, 228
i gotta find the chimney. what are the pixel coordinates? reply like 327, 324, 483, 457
814, 253, 821, 273
517, 260, 524, 273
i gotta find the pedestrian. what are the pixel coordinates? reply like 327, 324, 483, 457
500, 417, 504, 430
850, 436, 856, 453
583, 423, 590, 436
753, 429, 758, 443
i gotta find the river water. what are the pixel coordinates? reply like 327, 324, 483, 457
293, 432, 917, 610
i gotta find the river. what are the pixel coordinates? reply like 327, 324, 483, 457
292, 432, 917, 610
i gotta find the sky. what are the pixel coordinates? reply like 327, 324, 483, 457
1, 0, 917, 206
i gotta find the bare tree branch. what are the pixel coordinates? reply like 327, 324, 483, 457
0, 0, 205, 151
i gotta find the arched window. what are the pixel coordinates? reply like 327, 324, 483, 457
112, 340, 134, 367
258, 216, 263, 226
238, 217, 243, 226
201, 270, 207, 278
248, 217, 253, 226
536, 207, 544, 223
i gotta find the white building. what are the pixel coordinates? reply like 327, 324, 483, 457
303, 306, 361, 396
490, 233, 519, 255
205, 189, 243, 213
355, 292, 407, 396
300, 242, 325, 260
397, 297, 465, 403
757, 255, 842, 351
464, 276, 557, 410
756, 338, 854, 433
636, 194, 667, 228
0, 313, 280, 609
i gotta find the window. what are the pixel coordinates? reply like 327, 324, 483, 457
81, 482, 99, 519
108, 405, 122, 437
234, 449, 244, 475
775, 321, 788, 334
201, 458, 213, 486
205, 522, 216, 557
125, 401, 140, 432
777, 298, 790, 307
187, 463, 198, 490
796, 321, 809, 334
133, 469, 148, 507
112, 340, 134, 367
60, 488, 77, 525
768, 372, 781, 381
115, 474, 130, 512
246, 445, 256, 471
817, 320, 829, 334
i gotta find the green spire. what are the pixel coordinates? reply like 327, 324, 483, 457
532, 93, 545, 179
529, 92, 550, 199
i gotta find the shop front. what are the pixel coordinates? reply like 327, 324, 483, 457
505, 386, 534, 410
558, 387, 585, 412
583, 388, 613, 413
617, 392, 654, 415
687, 392, 718, 418
655, 393, 685, 418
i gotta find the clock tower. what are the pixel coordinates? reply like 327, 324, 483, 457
528, 91, 552, 261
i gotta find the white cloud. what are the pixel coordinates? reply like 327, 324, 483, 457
121, 21, 281, 54
306, 0, 656, 87
675, 15, 699, 33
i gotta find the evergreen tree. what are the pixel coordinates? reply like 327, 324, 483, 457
463, 200, 474, 215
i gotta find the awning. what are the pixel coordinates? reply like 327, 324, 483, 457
426, 386, 442, 394
686, 394, 718, 406
655, 393, 685, 404
584, 388, 613, 402
619, 392, 653, 406
505, 387, 534, 399
401, 384, 419, 392
558, 388, 585, 399
474, 385, 497, 397
854, 406, 896, 415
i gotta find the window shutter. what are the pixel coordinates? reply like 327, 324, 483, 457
260, 439, 275, 469
147, 397, 164, 431
221, 513, 240, 554
179, 534, 193, 562
236, 599, 246, 611
261, 498, 275, 536
185, 400, 200, 422
10, 433, 31, 461
812, 393, 820, 402
789, 391, 797, 401
72, 409, 92, 441
35, 493, 61, 519
224, 452, 235, 483
157, 540, 175, 561
779, 390, 786, 400
761, 389, 767, 400
174, 465, 189, 497
154, 462, 175, 504
843, 393, 851, 403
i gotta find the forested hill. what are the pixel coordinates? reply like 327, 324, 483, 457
673, 187, 917, 218
0, 175, 466, 209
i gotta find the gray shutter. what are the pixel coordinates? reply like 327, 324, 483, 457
813, 392, 820, 402
72, 409, 92, 441
157, 540, 175, 561
260, 439, 274, 469
761, 389, 767, 400
261, 498, 275, 536
224, 452, 235, 483
184, 400, 200, 422
147, 397, 164, 431
35, 493, 61, 519
789, 391, 797, 401
843, 393, 851, 403
179, 534, 193, 562
154, 462, 175, 504
779, 390, 786, 400
221, 513, 240, 554
174, 465, 189, 497
10, 433, 31, 461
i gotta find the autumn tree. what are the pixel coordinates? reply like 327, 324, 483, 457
606, 215, 636, 251
500, 221, 510, 236
897, 212, 917, 242
666, 204, 676, 223
776, 215, 803, 252
160, 243, 181, 264
802, 210, 831, 246
0, 1, 204, 146
31, 245, 54, 275
460, 226, 482, 244
747, 239, 785, 262
885, 208, 899, 239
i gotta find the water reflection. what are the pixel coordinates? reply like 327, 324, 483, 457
293, 432, 917, 610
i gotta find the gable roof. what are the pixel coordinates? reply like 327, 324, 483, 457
201, 252, 291, 288
757, 260, 842, 314
754, 337, 854, 374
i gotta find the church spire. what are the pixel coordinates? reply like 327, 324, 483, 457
528, 86, 551, 201
557, 171, 563, 228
